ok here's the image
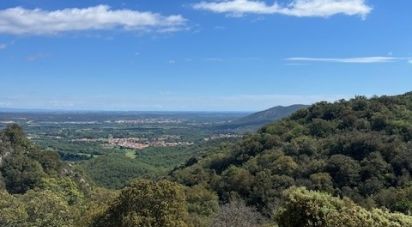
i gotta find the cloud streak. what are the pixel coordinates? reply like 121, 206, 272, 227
193, 0, 372, 18
0, 5, 186, 35
286, 56, 406, 64
25, 53, 49, 62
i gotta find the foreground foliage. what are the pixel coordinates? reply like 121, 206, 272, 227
0, 125, 117, 226
93, 179, 189, 227
212, 199, 267, 227
277, 187, 412, 227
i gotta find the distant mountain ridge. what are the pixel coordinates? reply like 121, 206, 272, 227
222, 104, 308, 131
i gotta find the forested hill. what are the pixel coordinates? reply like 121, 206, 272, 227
222, 104, 308, 131
0, 124, 117, 226
171, 92, 412, 216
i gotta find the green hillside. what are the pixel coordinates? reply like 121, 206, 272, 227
0, 124, 117, 226
171, 92, 412, 217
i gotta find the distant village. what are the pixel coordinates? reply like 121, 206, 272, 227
107, 137, 193, 150
70, 133, 240, 150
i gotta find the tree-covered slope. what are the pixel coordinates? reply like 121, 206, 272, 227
79, 138, 240, 189
0, 125, 117, 226
171, 92, 412, 216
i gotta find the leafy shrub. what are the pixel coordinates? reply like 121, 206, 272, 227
93, 179, 189, 227
276, 187, 412, 227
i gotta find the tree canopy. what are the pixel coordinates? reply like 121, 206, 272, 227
171, 93, 412, 216
276, 187, 412, 227
93, 179, 189, 227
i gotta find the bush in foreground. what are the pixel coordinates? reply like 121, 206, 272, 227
276, 187, 412, 227
93, 179, 188, 227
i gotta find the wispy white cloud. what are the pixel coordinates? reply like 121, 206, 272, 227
193, 0, 372, 18
0, 5, 186, 35
409, 59, 412, 64
286, 56, 403, 64
0, 43, 6, 49
204, 57, 225, 62
25, 53, 49, 62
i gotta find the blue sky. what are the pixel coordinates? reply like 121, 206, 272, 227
0, 0, 411, 111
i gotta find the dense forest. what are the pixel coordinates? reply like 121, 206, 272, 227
170, 92, 412, 223
2, 92, 412, 226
